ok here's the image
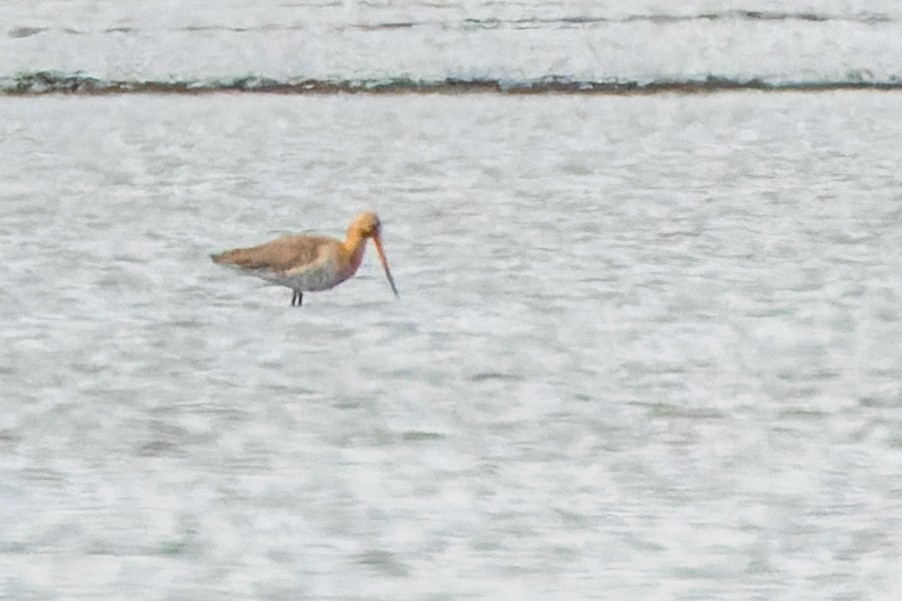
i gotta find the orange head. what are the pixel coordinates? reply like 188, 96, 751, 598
350, 211, 399, 298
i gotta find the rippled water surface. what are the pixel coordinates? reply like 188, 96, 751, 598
2, 92, 902, 600
3, 0, 902, 88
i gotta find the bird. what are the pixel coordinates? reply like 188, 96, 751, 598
211, 211, 399, 306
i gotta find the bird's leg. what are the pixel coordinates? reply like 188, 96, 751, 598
291, 290, 303, 306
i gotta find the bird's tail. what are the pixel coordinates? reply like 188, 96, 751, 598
211, 249, 247, 265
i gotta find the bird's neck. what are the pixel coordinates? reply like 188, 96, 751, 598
342, 230, 368, 275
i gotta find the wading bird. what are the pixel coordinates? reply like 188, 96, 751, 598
212, 211, 399, 306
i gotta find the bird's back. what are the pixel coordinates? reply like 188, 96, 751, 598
212, 235, 334, 272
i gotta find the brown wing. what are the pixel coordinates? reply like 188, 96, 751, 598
212, 235, 337, 274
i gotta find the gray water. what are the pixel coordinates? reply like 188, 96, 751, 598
2, 91, 902, 599
3, 0, 902, 89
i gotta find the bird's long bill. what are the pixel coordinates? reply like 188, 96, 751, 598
372, 233, 399, 298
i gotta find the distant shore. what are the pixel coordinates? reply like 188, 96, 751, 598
3, 72, 901, 96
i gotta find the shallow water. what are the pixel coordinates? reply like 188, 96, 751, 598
3, 0, 902, 89
2, 91, 902, 599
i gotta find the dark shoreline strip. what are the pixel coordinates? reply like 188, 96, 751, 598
3, 73, 902, 96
